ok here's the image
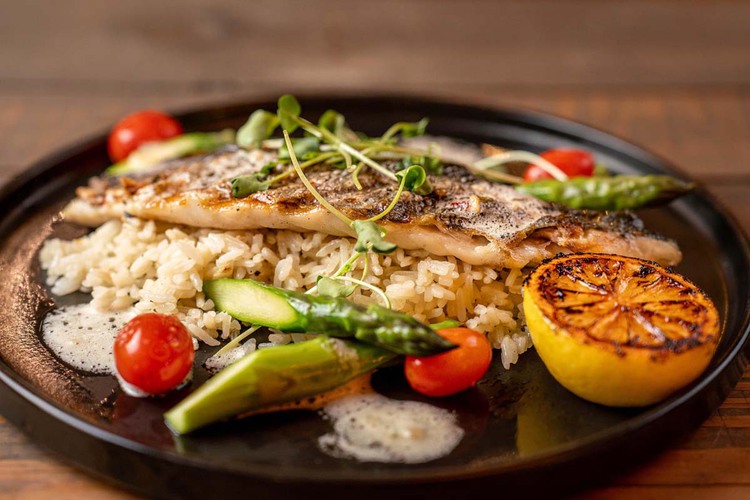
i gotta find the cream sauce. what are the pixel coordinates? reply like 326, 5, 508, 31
41, 304, 136, 375
318, 393, 464, 463
43, 306, 465, 461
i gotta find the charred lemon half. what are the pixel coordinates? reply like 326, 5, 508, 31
523, 253, 720, 407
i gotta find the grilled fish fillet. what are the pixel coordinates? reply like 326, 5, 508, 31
63, 147, 682, 268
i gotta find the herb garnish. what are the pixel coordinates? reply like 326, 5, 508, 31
231, 95, 437, 198
279, 129, 412, 307
221, 95, 693, 351
236, 110, 279, 149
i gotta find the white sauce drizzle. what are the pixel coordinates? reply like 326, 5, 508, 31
319, 393, 464, 463
41, 304, 136, 375
204, 339, 257, 374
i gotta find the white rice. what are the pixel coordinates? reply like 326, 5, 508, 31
40, 218, 532, 368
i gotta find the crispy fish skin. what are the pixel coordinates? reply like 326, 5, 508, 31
63, 147, 682, 268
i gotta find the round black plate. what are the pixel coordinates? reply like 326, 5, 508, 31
0, 96, 748, 499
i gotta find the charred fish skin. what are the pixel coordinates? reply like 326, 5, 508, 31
62, 147, 682, 268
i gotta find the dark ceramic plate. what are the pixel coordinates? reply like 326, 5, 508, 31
0, 96, 748, 499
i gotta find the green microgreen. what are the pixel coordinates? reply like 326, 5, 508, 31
219, 96, 629, 353
278, 136, 321, 160
337, 141, 398, 181
367, 180, 408, 223
381, 118, 429, 143
274, 95, 400, 182
350, 163, 365, 190
231, 174, 270, 197
429, 319, 462, 330
283, 130, 353, 226
365, 165, 429, 224
215, 324, 262, 356
277, 94, 302, 133
334, 252, 363, 277
467, 158, 524, 184
318, 110, 357, 141
474, 151, 566, 182
352, 220, 397, 254
399, 155, 443, 176
231, 95, 451, 197
473, 155, 510, 172
231, 163, 278, 197
236, 110, 280, 148
316, 276, 357, 298
329, 275, 392, 309
396, 164, 433, 195
340, 147, 353, 172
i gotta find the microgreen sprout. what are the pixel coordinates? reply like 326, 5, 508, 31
328, 275, 392, 309
231, 174, 270, 197
215, 324, 262, 356
474, 151, 568, 182
351, 220, 397, 254
277, 94, 302, 132
429, 319, 462, 330
230, 96, 584, 318
278, 137, 320, 160
282, 129, 403, 307
317, 109, 357, 141
316, 276, 358, 299
380, 118, 429, 143
236, 110, 280, 148
396, 164, 432, 195
283, 131, 353, 226
231, 95, 444, 196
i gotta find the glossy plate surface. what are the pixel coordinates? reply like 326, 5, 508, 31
0, 96, 748, 498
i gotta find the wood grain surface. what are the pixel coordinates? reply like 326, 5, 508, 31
1, 1, 749, 498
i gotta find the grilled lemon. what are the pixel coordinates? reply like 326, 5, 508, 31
523, 253, 720, 407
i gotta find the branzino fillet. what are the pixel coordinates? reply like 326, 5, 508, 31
63, 147, 682, 268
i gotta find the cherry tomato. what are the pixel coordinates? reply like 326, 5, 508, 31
523, 148, 595, 182
107, 110, 183, 162
114, 313, 194, 395
404, 328, 492, 397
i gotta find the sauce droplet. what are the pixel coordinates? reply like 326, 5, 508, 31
319, 393, 464, 463
42, 304, 135, 374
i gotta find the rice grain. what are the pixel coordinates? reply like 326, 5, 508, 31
40, 218, 532, 367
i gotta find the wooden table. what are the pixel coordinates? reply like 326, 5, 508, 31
2, 1, 750, 498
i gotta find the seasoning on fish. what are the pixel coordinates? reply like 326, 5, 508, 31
62, 146, 682, 268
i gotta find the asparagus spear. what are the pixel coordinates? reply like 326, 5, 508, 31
515, 175, 694, 210
203, 278, 455, 356
164, 336, 395, 434
107, 130, 236, 175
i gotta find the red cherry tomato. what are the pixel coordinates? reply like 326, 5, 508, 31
114, 313, 194, 395
404, 328, 492, 397
523, 148, 595, 182
107, 110, 183, 162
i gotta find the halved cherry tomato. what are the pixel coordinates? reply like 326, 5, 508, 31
114, 313, 194, 395
523, 148, 595, 182
107, 110, 183, 162
404, 327, 492, 397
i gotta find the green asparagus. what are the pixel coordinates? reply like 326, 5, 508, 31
164, 336, 395, 434
107, 130, 235, 175
203, 278, 456, 356
515, 175, 694, 210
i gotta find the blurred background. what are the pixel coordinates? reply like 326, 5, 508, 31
2, 1, 749, 199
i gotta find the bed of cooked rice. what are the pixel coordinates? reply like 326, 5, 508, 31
40, 218, 532, 368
